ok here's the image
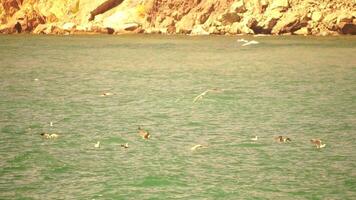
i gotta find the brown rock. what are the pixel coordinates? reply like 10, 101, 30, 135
339, 22, 356, 35
230, 0, 246, 13
89, 0, 124, 21
265, 18, 279, 31
107, 27, 115, 34
219, 12, 241, 25
167, 25, 176, 34
197, 3, 215, 24
337, 13, 353, 24
272, 13, 308, 34
2, 0, 21, 17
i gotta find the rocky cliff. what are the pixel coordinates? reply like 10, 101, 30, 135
0, 0, 355, 35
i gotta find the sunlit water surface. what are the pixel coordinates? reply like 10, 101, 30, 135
0, 35, 355, 199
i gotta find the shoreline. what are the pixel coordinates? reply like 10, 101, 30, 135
1, 1, 355, 37
1, 31, 355, 37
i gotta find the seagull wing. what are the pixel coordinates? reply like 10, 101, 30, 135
193, 90, 210, 103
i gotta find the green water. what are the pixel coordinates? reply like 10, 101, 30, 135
0, 35, 355, 199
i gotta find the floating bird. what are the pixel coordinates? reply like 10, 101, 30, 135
275, 136, 291, 143
121, 143, 129, 148
237, 38, 248, 43
50, 121, 53, 127
138, 126, 150, 139
41, 133, 59, 139
191, 144, 203, 151
100, 92, 113, 97
34, 78, 39, 81
250, 136, 258, 141
94, 141, 100, 148
237, 38, 259, 46
193, 88, 222, 103
310, 139, 326, 149
241, 40, 259, 46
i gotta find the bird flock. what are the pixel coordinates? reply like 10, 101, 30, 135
40, 89, 327, 150
40, 128, 326, 150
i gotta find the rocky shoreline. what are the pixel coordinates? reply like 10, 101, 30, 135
0, 0, 355, 36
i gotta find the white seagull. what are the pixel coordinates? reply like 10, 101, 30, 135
193, 88, 222, 103
250, 136, 258, 141
191, 144, 204, 151
94, 141, 100, 148
241, 40, 259, 46
100, 92, 113, 97
237, 38, 249, 43
237, 38, 259, 46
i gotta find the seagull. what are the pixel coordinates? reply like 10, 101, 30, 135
138, 126, 150, 139
237, 38, 248, 43
191, 144, 203, 151
94, 141, 100, 148
310, 139, 326, 149
275, 136, 291, 143
241, 40, 259, 46
237, 38, 259, 46
41, 133, 59, 139
250, 136, 258, 141
100, 92, 113, 97
193, 88, 222, 103
121, 143, 129, 148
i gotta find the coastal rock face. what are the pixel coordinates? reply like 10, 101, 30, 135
0, 0, 355, 35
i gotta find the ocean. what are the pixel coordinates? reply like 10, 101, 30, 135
0, 34, 355, 199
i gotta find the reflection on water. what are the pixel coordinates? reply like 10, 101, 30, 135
0, 35, 355, 199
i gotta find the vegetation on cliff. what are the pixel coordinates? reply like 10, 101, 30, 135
0, 0, 355, 35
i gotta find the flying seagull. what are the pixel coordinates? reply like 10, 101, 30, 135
191, 144, 204, 151
237, 38, 259, 46
193, 88, 222, 103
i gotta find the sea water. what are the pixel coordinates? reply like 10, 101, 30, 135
0, 35, 355, 199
